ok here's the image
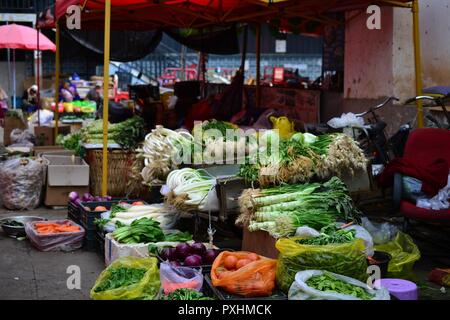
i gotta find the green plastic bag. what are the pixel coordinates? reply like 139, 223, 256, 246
374, 232, 421, 280
90, 256, 160, 300
276, 238, 368, 292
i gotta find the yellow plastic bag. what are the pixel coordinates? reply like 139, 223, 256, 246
90, 256, 160, 300
276, 238, 368, 292
374, 232, 421, 280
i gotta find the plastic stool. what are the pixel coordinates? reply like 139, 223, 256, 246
375, 278, 418, 300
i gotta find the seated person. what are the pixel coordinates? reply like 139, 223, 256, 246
85, 85, 102, 107
60, 82, 74, 102
22, 85, 38, 112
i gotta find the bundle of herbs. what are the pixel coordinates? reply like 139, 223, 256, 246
237, 177, 361, 237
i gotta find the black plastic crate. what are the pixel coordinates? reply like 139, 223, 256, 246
96, 230, 105, 257
67, 201, 81, 224
203, 275, 287, 300
79, 200, 144, 231
83, 238, 98, 252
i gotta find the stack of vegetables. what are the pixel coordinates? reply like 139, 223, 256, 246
275, 225, 368, 292
191, 119, 258, 164
81, 116, 145, 149
137, 125, 194, 185
237, 177, 361, 238
158, 242, 219, 267
110, 217, 192, 244
165, 168, 215, 211
239, 131, 367, 187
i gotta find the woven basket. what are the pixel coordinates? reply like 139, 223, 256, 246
85, 149, 144, 198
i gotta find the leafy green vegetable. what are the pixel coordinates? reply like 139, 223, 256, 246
276, 239, 368, 292
0, 219, 24, 227
161, 288, 213, 300
94, 267, 147, 292
164, 231, 193, 242
112, 116, 145, 149
112, 218, 165, 244
201, 119, 235, 137
57, 132, 83, 156
296, 224, 356, 245
239, 177, 361, 237
306, 272, 374, 300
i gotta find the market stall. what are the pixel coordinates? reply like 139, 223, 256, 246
0, 0, 431, 301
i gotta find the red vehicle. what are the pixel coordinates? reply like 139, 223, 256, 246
158, 67, 198, 87
262, 66, 309, 87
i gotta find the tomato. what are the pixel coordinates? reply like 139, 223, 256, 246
94, 206, 107, 212
132, 201, 144, 206
236, 259, 252, 269
223, 255, 238, 270
247, 253, 259, 261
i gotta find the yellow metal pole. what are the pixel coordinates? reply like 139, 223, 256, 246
54, 21, 60, 139
102, 0, 111, 197
412, 0, 424, 128
256, 23, 261, 108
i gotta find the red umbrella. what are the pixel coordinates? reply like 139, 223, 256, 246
0, 23, 55, 110
0, 23, 56, 51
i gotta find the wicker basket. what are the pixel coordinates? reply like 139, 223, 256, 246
85, 149, 145, 198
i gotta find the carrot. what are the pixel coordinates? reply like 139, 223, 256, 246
33, 222, 81, 234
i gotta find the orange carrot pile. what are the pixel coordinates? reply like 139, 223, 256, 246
34, 222, 81, 234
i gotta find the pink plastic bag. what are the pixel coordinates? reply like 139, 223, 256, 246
25, 219, 85, 252
160, 262, 203, 295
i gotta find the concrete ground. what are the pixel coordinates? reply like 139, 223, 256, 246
0, 207, 449, 300
0, 208, 104, 300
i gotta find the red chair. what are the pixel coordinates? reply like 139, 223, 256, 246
393, 128, 450, 225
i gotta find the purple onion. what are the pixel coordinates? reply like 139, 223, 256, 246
68, 191, 79, 202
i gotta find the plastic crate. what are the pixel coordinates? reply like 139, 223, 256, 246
203, 275, 287, 300
67, 201, 81, 224
83, 238, 98, 252
96, 230, 105, 257
79, 200, 144, 231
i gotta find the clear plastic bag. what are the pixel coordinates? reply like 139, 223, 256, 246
25, 220, 85, 252
288, 270, 390, 300
9, 128, 35, 147
160, 261, 203, 294
361, 217, 399, 245
327, 113, 365, 129
90, 256, 160, 300
0, 157, 46, 210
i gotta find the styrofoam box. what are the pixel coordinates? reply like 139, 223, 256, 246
43, 155, 89, 186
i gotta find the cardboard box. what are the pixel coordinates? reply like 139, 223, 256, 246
242, 227, 279, 259
45, 185, 89, 207
3, 115, 28, 146
43, 155, 90, 206
34, 125, 71, 146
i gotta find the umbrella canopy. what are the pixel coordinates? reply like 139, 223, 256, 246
0, 23, 56, 51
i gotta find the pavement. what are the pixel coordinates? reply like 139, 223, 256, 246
0, 207, 449, 300
0, 208, 105, 300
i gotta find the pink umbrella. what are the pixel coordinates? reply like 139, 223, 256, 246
0, 23, 56, 51
0, 23, 56, 109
